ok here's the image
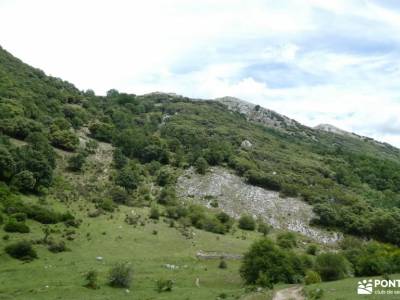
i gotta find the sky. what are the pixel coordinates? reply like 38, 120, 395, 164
1, 0, 400, 146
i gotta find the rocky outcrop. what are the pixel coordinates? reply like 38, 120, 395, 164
177, 167, 341, 244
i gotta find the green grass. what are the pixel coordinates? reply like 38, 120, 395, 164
0, 197, 265, 300
304, 274, 400, 300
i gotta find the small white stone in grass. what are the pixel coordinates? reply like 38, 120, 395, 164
96, 256, 103, 261
45, 285, 49, 288
125, 289, 130, 293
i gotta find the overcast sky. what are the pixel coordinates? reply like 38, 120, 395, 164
1, 0, 400, 146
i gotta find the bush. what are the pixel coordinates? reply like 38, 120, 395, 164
306, 244, 319, 256
11, 212, 27, 222
149, 206, 160, 220
98, 199, 115, 212
219, 259, 228, 269
315, 253, 350, 281
51, 130, 79, 151
67, 152, 87, 171
240, 238, 305, 287
11, 171, 36, 192
238, 214, 256, 231
5, 240, 37, 261
108, 263, 133, 288
194, 157, 208, 174
156, 279, 173, 292
158, 186, 177, 206
48, 240, 68, 253
109, 186, 130, 205
257, 221, 271, 236
306, 288, 324, 300
4, 219, 30, 233
305, 270, 322, 285
84, 270, 99, 289
277, 232, 297, 249
156, 168, 175, 186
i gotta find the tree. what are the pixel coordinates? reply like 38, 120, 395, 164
240, 238, 304, 287
115, 165, 141, 190
277, 232, 297, 249
108, 263, 133, 288
239, 214, 256, 231
195, 157, 208, 174
315, 253, 350, 281
11, 170, 36, 192
0, 147, 15, 180
5, 240, 37, 261
50, 130, 79, 151
67, 152, 87, 172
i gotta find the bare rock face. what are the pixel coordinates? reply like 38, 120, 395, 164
215, 96, 302, 131
177, 167, 340, 244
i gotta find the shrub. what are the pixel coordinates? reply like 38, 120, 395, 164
306, 288, 324, 300
219, 259, 228, 269
11, 212, 27, 222
306, 244, 319, 256
108, 263, 133, 288
158, 186, 177, 206
5, 240, 37, 261
277, 232, 297, 249
238, 214, 256, 231
4, 219, 30, 233
149, 206, 160, 220
315, 253, 350, 281
305, 270, 322, 285
156, 279, 173, 292
98, 199, 115, 212
109, 186, 130, 205
51, 130, 79, 151
240, 238, 305, 286
84, 270, 99, 289
48, 240, 68, 253
194, 157, 208, 174
67, 152, 87, 171
11, 171, 36, 192
156, 168, 175, 186
257, 221, 271, 236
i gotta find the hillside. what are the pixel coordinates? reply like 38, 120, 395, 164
1, 46, 400, 299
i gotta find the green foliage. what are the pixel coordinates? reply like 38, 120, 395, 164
240, 238, 306, 287
276, 232, 297, 249
315, 253, 351, 281
149, 206, 160, 220
115, 165, 141, 190
257, 221, 271, 236
4, 219, 30, 233
156, 279, 173, 292
68, 151, 87, 172
156, 167, 176, 186
48, 240, 68, 253
305, 270, 322, 285
109, 186, 130, 205
5, 240, 37, 261
306, 244, 319, 256
108, 263, 133, 288
194, 157, 208, 174
50, 130, 79, 151
238, 214, 256, 231
84, 270, 99, 289
158, 186, 177, 206
219, 259, 228, 269
11, 170, 36, 192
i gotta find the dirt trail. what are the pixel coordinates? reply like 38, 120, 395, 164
273, 286, 304, 300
